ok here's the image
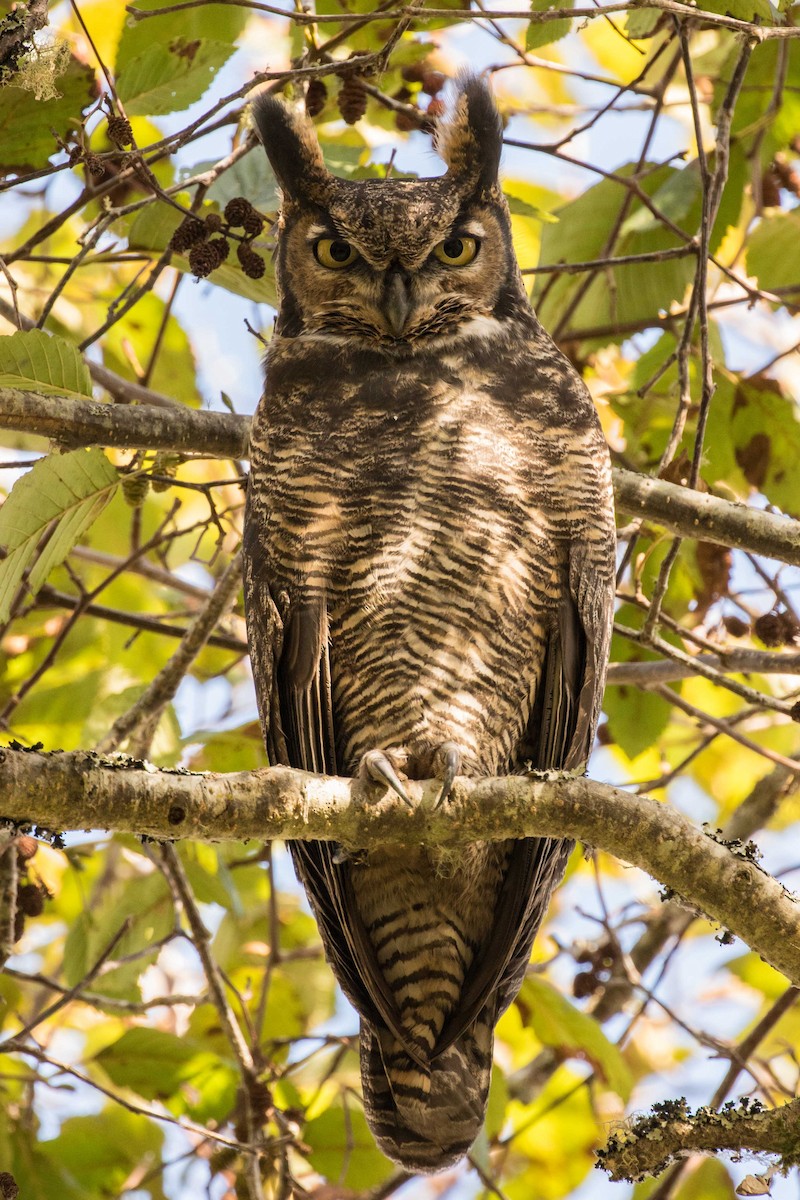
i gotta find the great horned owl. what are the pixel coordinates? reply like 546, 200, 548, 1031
242, 76, 615, 1173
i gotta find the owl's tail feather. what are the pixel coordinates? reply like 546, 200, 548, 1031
360, 1012, 494, 1173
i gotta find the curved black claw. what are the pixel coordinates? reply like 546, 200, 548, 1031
362, 749, 413, 807
433, 741, 461, 809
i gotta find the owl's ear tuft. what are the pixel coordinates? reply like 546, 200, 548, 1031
436, 74, 503, 197
250, 93, 334, 207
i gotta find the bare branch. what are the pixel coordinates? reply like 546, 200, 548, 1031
607, 650, 800, 685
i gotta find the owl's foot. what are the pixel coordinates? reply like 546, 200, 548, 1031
432, 741, 461, 809
360, 749, 413, 807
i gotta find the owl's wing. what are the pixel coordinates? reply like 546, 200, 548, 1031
243, 535, 419, 1055
436, 546, 614, 1054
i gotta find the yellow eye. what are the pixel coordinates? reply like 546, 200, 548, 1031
434, 236, 479, 266
314, 238, 358, 269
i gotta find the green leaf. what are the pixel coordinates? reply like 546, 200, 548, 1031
674, 1158, 737, 1199
96, 1028, 237, 1120
703, 371, 800, 516
187, 721, 267, 772
95, 1027, 204, 1097
101, 292, 202, 409
746, 208, 800, 294
526, 0, 574, 51
728, 951, 789, 1000
713, 39, 800, 170
0, 449, 118, 623
305, 1101, 395, 1189
519, 976, 633, 1100
117, 39, 236, 116
625, 7, 663, 37
0, 54, 97, 176
45, 1107, 163, 1194
115, 0, 247, 72
606, 607, 675, 761
534, 151, 745, 336
0, 330, 93, 399
700, 0, 774, 23
620, 163, 702, 236
63, 868, 174, 999
200, 152, 280, 215
506, 192, 559, 223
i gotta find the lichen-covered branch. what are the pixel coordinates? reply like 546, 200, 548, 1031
597, 1096, 800, 1182
1, 746, 798, 987
3, 390, 800, 565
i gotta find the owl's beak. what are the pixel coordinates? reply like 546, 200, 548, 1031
383, 272, 411, 337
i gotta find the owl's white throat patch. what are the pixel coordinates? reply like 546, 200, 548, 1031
440, 315, 504, 343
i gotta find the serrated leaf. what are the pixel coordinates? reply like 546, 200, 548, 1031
115, 0, 247, 73
117, 39, 235, 116
0, 449, 118, 622
0, 54, 97, 176
519, 976, 633, 1100
0, 330, 93, 399
526, 0, 574, 51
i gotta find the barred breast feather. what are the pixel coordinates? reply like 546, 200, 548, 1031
244, 322, 614, 1170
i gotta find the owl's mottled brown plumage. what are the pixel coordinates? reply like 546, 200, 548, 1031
242, 77, 616, 1172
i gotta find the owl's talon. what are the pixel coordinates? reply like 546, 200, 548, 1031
361, 750, 413, 807
433, 741, 461, 808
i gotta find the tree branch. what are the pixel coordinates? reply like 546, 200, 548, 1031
597, 1096, 800, 1182
607, 650, 800, 686
1, 747, 798, 987
3, 391, 800, 566
0, 389, 249, 459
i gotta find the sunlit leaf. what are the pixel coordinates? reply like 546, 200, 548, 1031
118, 39, 236, 116
45, 1108, 163, 1194
115, 0, 247, 71
0, 330, 92, 399
518, 976, 633, 1100
0, 449, 118, 622
526, 0, 575, 51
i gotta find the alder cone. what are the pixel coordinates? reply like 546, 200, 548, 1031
305, 78, 328, 117
722, 615, 750, 639
107, 114, 134, 148
695, 540, 732, 614
169, 216, 206, 252
189, 241, 221, 278
338, 76, 367, 124
18, 882, 45, 917
754, 609, 800, 647
224, 196, 258, 228
237, 243, 266, 279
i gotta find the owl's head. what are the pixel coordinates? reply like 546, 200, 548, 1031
252, 76, 529, 347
